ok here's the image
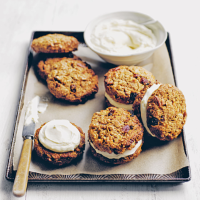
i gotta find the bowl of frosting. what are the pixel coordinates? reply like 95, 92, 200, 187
84, 11, 167, 65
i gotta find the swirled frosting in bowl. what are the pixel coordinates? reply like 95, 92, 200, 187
38, 119, 80, 153
90, 19, 157, 55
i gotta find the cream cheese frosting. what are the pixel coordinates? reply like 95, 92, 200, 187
105, 92, 133, 110
89, 139, 142, 159
25, 96, 40, 125
140, 84, 161, 137
24, 96, 48, 125
38, 119, 80, 153
90, 19, 157, 55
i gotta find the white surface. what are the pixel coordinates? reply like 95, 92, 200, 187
0, 0, 199, 199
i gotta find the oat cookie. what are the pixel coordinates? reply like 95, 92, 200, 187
34, 122, 85, 166
104, 66, 156, 109
37, 54, 81, 80
88, 107, 144, 164
146, 84, 187, 141
133, 83, 187, 141
46, 59, 98, 102
31, 34, 79, 53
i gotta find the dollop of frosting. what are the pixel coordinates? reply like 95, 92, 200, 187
25, 96, 40, 125
90, 19, 157, 55
140, 84, 161, 137
38, 120, 80, 153
89, 139, 142, 159
105, 92, 133, 110
24, 96, 48, 125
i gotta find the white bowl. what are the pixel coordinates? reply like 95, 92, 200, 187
84, 11, 167, 66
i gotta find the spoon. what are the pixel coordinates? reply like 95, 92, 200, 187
140, 20, 158, 26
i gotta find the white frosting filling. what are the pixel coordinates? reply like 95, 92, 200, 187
39, 120, 80, 153
90, 19, 157, 55
89, 139, 142, 159
24, 96, 48, 125
140, 84, 161, 137
105, 92, 133, 110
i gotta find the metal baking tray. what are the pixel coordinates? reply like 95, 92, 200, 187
6, 31, 191, 182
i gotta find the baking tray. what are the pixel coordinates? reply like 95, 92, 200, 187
6, 31, 191, 182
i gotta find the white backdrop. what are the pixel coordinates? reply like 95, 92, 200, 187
0, 0, 199, 199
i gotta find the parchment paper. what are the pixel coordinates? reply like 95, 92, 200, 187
13, 44, 189, 175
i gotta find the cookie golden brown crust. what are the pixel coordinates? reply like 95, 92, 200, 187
104, 66, 156, 104
146, 84, 187, 141
88, 107, 144, 164
34, 122, 85, 166
31, 34, 79, 53
37, 55, 81, 80
46, 59, 98, 102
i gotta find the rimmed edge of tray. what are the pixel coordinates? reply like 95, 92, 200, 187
5, 31, 191, 183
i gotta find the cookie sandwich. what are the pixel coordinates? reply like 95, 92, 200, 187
133, 83, 187, 141
104, 65, 156, 110
34, 119, 85, 166
88, 107, 144, 164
